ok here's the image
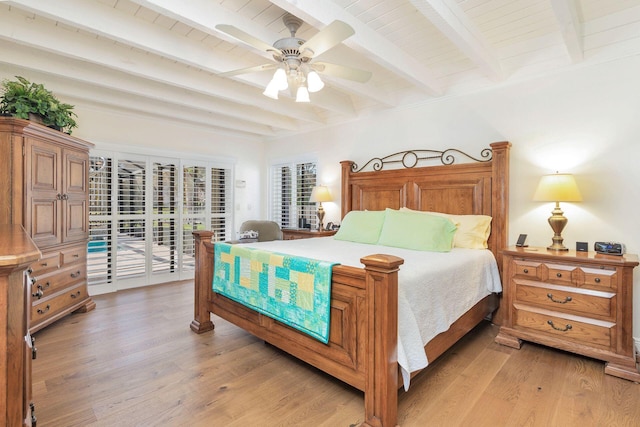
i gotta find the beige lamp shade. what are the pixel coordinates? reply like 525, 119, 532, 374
309, 186, 332, 231
309, 186, 332, 203
533, 173, 582, 202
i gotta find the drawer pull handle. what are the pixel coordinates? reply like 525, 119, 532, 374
70, 291, 81, 298
73, 254, 79, 258
31, 336, 37, 360
70, 270, 81, 278
595, 278, 601, 283
37, 305, 51, 315
27, 267, 33, 274
556, 273, 562, 278
41, 282, 50, 290
523, 268, 529, 274
32, 286, 44, 299
30, 277, 37, 285
547, 293, 572, 304
547, 320, 572, 332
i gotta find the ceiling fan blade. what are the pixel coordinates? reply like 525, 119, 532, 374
312, 62, 372, 83
299, 20, 354, 59
215, 24, 282, 56
218, 63, 277, 77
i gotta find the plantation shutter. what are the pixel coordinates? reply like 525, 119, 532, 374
270, 161, 316, 229
152, 160, 178, 276
88, 156, 113, 287
116, 158, 147, 281
211, 167, 232, 242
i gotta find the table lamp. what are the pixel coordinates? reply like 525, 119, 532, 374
533, 173, 582, 251
309, 186, 332, 231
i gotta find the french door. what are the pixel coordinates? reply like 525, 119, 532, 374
88, 152, 233, 294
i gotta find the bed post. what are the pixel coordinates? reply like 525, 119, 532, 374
190, 230, 215, 334
488, 141, 510, 326
361, 254, 404, 427
488, 141, 510, 269
340, 160, 354, 219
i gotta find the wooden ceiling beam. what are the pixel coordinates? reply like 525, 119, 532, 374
410, 0, 503, 81
550, 0, 584, 62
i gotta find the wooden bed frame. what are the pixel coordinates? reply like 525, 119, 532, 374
191, 141, 510, 427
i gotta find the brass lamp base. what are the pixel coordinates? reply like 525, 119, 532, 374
317, 203, 325, 232
547, 202, 569, 251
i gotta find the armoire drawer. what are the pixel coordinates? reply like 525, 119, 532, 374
31, 283, 89, 325
30, 264, 87, 300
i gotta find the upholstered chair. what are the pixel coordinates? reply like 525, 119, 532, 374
238, 220, 283, 242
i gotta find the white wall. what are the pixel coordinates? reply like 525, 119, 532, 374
265, 54, 640, 348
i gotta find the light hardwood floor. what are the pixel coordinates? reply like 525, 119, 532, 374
32, 280, 640, 427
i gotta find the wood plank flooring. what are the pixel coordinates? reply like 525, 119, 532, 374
31, 280, 640, 426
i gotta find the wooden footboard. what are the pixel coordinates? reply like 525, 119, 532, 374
192, 230, 404, 427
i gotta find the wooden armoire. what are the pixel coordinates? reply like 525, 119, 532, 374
0, 117, 95, 333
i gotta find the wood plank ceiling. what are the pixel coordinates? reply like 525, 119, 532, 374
1, 0, 640, 140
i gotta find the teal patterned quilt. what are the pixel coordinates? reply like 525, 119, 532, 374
212, 242, 338, 344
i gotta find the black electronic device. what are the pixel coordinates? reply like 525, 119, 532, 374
594, 241, 625, 255
576, 241, 588, 252
515, 234, 528, 247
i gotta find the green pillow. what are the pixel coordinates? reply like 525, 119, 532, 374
333, 210, 386, 244
377, 208, 456, 252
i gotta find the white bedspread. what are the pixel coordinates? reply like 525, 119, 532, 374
240, 237, 501, 389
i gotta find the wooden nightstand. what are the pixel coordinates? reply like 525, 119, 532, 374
281, 228, 337, 240
495, 246, 640, 381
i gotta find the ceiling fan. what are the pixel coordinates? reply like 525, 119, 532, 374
216, 13, 372, 102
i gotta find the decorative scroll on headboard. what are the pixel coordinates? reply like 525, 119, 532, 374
350, 148, 493, 173
340, 141, 511, 272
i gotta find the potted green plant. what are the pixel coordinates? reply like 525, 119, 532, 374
0, 76, 78, 134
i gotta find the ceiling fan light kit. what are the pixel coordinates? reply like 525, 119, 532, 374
216, 13, 371, 103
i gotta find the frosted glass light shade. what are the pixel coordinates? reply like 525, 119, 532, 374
272, 68, 288, 90
307, 71, 324, 92
296, 86, 310, 103
262, 79, 280, 99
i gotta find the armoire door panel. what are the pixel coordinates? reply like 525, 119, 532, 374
65, 150, 88, 195
65, 199, 89, 242
30, 198, 60, 247
30, 141, 60, 193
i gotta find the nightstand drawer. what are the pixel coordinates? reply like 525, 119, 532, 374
514, 306, 614, 350
514, 280, 615, 319
581, 266, 616, 290
545, 263, 577, 286
513, 260, 543, 279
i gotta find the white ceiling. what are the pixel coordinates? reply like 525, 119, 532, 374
2, 0, 640, 140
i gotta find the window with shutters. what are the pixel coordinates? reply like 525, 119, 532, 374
270, 160, 317, 229
88, 152, 233, 293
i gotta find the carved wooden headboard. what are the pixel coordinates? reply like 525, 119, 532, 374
340, 141, 511, 267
